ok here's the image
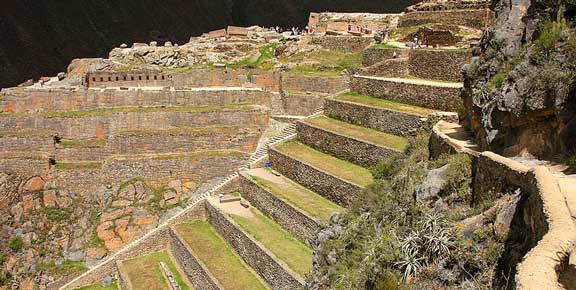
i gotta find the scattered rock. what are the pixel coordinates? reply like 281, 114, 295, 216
120, 43, 128, 48
22, 176, 45, 192
240, 200, 250, 208
414, 165, 448, 202
494, 193, 520, 239
42, 190, 57, 207
86, 248, 107, 260
102, 275, 113, 287
66, 250, 86, 262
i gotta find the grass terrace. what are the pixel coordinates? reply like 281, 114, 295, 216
303, 116, 409, 151
248, 173, 343, 221
274, 141, 373, 187
110, 150, 246, 161
0, 104, 259, 118
75, 282, 118, 290
54, 161, 102, 170
121, 251, 191, 290
115, 125, 259, 136
228, 44, 280, 70
282, 49, 362, 75
335, 92, 438, 116
371, 43, 402, 49
59, 138, 107, 148
229, 206, 313, 276
175, 220, 270, 290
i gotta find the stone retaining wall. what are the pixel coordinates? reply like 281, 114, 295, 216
107, 126, 261, 155
350, 75, 462, 112
296, 121, 403, 167
116, 261, 131, 290
324, 98, 423, 137
399, 10, 494, 29
169, 227, 221, 290
430, 121, 576, 290
268, 147, 362, 207
281, 92, 326, 116
0, 153, 48, 177
206, 200, 305, 290
86, 69, 281, 93
281, 74, 349, 95
361, 58, 409, 78
103, 152, 247, 185
1, 88, 272, 113
0, 134, 55, 153
239, 173, 321, 244
362, 48, 470, 81
309, 36, 373, 52
0, 108, 269, 139
363, 47, 408, 66
407, 49, 470, 82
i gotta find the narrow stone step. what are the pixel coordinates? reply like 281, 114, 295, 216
240, 168, 343, 243
325, 92, 435, 136
206, 198, 306, 290
350, 75, 462, 112
173, 220, 271, 290
117, 250, 193, 290
297, 115, 408, 167
269, 140, 373, 206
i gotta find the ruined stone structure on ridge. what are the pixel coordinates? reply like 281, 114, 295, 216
0, 3, 574, 290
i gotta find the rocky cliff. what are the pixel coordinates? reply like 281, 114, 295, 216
461, 0, 576, 163
0, 0, 411, 89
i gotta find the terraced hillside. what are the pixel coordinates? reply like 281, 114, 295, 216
65, 40, 465, 289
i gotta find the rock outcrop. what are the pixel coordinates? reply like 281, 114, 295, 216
461, 0, 576, 160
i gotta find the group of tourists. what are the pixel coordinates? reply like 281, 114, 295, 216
270, 26, 310, 35
409, 34, 430, 49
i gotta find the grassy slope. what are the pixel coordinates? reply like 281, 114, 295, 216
248, 173, 343, 221
275, 141, 373, 187
122, 251, 191, 290
336, 92, 437, 116
229, 207, 312, 276
304, 116, 408, 151
175, 220, 270, 290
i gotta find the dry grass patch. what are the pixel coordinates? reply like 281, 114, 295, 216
121, 251, 190, 290
304, 116, 408, 151
175, 220, 269, 290
336, 92, 437, 116
275, 141, 373, 187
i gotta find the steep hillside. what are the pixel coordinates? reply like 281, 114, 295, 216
0, 0, 411, 89
461, 0, 576, 164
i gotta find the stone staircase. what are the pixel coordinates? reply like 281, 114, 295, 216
70, 49, 463, 290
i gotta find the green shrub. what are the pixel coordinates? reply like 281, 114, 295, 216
9, 236, 23, 252
567, 154, 576, 174
444, 154, 473, 202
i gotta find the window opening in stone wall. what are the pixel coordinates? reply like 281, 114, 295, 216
100, 77, 104, 82
116, 77, 119, 81
124, 76, 127, 81
162, 75, 165, 80
93, 77, 96, 82
139, 76, 142, 80
131, 76, 134, 81
154, 75, 157, 80
146, 75, 149, 80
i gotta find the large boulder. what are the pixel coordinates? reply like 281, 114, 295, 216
414, 165, 449, 202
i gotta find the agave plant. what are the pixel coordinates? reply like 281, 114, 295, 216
394, 247, 424, 281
